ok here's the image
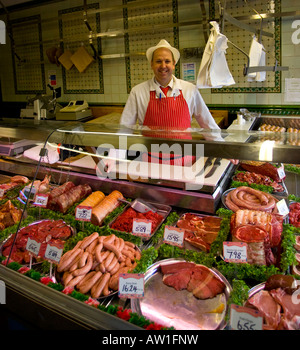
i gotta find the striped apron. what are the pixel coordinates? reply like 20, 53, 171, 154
142, 87, 195, 166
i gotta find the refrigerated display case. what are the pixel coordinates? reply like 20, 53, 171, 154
0, 117, 299, 330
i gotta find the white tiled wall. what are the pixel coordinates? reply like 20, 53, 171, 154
0, 0, 299, 109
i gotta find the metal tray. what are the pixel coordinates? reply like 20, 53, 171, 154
221, 187, 284, 213
108, 200, 172, 241
131, 258, 232, 330
0, 219, 75, 264
231, 173, 288, 197
55, 238, 141, 300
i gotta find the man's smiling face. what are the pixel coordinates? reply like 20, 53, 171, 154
151, 47, 175, 87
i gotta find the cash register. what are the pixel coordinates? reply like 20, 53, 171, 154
56, 100, 92, 120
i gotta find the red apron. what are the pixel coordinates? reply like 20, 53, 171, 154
142, 88, 195, 166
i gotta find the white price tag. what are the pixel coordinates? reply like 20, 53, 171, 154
132, 219, 152, 238
276, 199, 289, 216
44, 242, 63, 263
163, 226, 185, 247
23, 185, 36, 200
277, 164, 286, 180
118, 273, 144, 299
0, 188, 5, 197
33, 193, 49, 208
26, 236, 41, 257
230, 304, 263, 330
223, 241, 248, 263
75, 205, 92, 221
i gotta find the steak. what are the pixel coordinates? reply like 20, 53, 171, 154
161, 262, 225, 300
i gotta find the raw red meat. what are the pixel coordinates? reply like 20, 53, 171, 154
111, 207, 164, 233
289, 202, 300, 228
51, 184, 92, 213
247, 290, 281, 329
161, 262, 225, 300
1, 220, 72, 264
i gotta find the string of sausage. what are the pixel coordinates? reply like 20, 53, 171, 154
57, 233, 141, 298
225, 186, 277, 213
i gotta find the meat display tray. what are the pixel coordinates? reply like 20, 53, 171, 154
131, 258, 232, 330
174, 212, 221, 252
108, 201, 172, 241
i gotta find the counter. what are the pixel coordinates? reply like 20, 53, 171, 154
0, 117, 299, 330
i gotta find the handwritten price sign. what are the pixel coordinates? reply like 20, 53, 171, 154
118, 273, 144, 299
33, 193, 49, 208
26, 236, 42, 257
223, 241, 248, 263
163, 226, 184, 247
230, 304, 263, 330
75, 205, 92, 221
132, 219, 152, 238
44, 242, 64, 264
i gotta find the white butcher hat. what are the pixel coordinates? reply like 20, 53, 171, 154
146, 39, 180, 64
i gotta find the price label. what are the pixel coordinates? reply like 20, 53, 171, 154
0, 188, 5, 197
75, 205, 92, 221
26, 236, 42, 257
223, 241, 248, 263
44, 242, 64, 263
132, 219, 152, 238
276, 199, 289, 216
33, 193, 49, 208
23, 185, 36, 201
163, 226, 185, 247
118, 273, 144, 299
230, 304, 263, 330
277, 164, 286, 180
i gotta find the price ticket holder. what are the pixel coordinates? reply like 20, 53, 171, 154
163, 225, 184, 248
75, 205, 93, 230
229, 304, 263, 330
25, 235, 64, 279
118, 273, 144, 299
131, 218, 152, 239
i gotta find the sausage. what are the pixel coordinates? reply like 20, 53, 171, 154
91, 272, 111, 298
103, 234, 115, 244
231, 186, 269, 207
76, 271, 96, 289
226, 187, 277, 212
225, 191, 241, 212
109, 266, 129, 290
79, 232, 99, 250
57, 248, 82, 272
73, 253, 93, 276
94, 242, 104, 263
78, 251, 89, 268
109, 261, 120, 275
106, 255, 118, 272
103, 241, 123, 261
85, 238, 99, 254
62, 271, 73, 285
102, 278, 110, 296
118, 237, 125, 252
124, 241, 136, 249
66, 273, 86, 288
78, 271, 102, 294
104, 251, 115, 269
99, 250, 110, 263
